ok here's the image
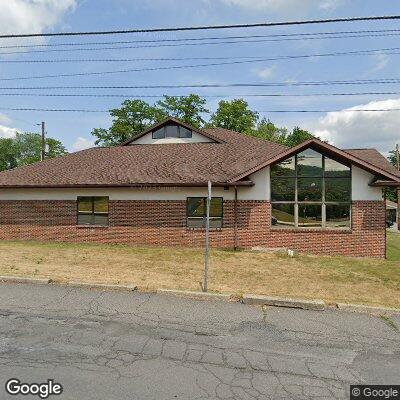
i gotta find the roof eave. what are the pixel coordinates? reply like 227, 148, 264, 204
0, 181, 254, 189
370, 180, 400, 187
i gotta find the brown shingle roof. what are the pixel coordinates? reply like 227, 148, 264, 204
0, 125, 287, 188
0, 119, 397, 188
344, 148, 400, 178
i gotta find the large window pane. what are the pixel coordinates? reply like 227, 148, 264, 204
77, 214, 92, 225
78, 197, 92, 213
165, 125, 179, 138
298, 204, 322, 228
297, 178, 323, 201
93, 214, 109, 226
187, 218, 204, 228
325, 178, 351, 202
187, 197, 223, 228
297, 149, 323, 176
326, 204, 350, 229
187, 198, 204, 217
271, 157, 295, 177
179, 127, 192, 138
324, 157, 350, 177
77, 197, 109, 226
271, 204, 295, 228
93, 197, 109, 213
271, 177, 295, 201
152, 127, 165, 139
210, 198, 223, 217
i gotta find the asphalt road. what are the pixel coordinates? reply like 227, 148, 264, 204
0, 283, 399, 400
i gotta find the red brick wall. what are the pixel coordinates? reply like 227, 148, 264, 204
0, 199, 386, 258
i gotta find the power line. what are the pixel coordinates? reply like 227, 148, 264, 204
1, 15, 400, 38
2, 107, 400, 113
1, 49, 400, 81
1, 79, 400, 90
1, 28, 400, 51
2, 46, 400, 63
2, 32, 400, 56
0, 91, 399, 98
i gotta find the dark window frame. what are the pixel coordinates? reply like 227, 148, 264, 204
186, 197, 223, 228
77, 196, 109, 226
151, 125, 193, 139
271, 151, 352, 230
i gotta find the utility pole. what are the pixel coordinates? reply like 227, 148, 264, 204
396, 144, 400, 231
40, 121, 45, 161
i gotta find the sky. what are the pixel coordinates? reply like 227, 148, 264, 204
0, 0, 399, 154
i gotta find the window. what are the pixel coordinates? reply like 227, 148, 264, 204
151, 124, 193, 139
187, 197, 223, 228
77, 196, 109, 226
271, 150, 351, 229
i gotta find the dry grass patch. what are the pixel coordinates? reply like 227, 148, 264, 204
0, 235, 399, 308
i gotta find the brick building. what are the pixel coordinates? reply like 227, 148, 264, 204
0, 117, 399, 258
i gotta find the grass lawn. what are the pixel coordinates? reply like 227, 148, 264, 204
0, 233, 399, 308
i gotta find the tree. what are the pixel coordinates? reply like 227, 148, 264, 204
209, 99, 259, 133
385, 147, 399, 203
91, 100, 164, 146
156, 94, 208, 128
285, 126, 315, 147
250, 118, 288, 144
0, 138, 18, 171
0, 132, 67, 172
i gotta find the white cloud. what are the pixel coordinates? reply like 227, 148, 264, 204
214, 0, 341, 12
0, 0, 76, 36
0, 125, 18, 138
254, 65, 276, 80
72, 136, 95, 152
312, 98, 400, 153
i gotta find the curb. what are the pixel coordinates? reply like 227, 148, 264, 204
0, 276, 51, 284
336, 303, 400, 315
242, 294, 325, 311
67, 281, 138, 291
157, 289, 231, 301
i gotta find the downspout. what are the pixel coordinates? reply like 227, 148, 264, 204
234, 185, 238, 251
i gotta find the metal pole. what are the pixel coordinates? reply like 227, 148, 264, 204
40, 121, 45, 161
397, 144, 400, 231
203, 180, 211, 292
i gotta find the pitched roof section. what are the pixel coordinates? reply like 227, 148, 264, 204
344, 148, 400, 179
0, 120, 398, 188
0, 126, 287, 188
228, 138, 400, 184
121, 117, 224, 145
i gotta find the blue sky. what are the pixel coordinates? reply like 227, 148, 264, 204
0, 0, 399, 154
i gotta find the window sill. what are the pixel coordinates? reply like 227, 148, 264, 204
271, 227, 352, 233
76, 225, 109, 229
186, 227, 223, 231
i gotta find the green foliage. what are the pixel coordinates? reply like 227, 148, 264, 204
91, 95, 316, 147
0, 132, 67, 172
385, 147, 399, 203
209, 99, 259, 133
91, 95, 209, 146
285, 126, 315, 147
249, 118, 288, 144
156, 94, 208, 128
91, 99, 164, 146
